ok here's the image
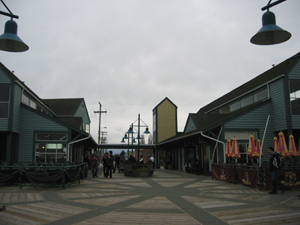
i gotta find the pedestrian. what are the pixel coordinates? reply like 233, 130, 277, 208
90, 150, 99, 178
102, 153, 109, 178
114, 154, 120, 173
149, 153, 155, 169
268, 147, 286, 194
129, 154, 136, 164
191, 158, 196, 174
139, 155, 144, 165
108, 151, 114, 178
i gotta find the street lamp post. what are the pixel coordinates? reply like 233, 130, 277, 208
129, 114, 150, 162
121, 125, 135, 159
121, 114, 150, 161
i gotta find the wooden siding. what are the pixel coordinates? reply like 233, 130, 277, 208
12, 84, 22, 133
292, 117, 300, 129
224, 103, 274, 156
0, 69, 11, 83
288, 60, 300, 128
288, 59, 300, 79
184, 117, 196, 133
157, 100, 176, 143
18, 106, 68, 162
0, 69, 11, 131
269, 79, 288, 131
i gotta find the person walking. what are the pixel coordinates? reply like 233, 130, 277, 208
149, 154, 155, 169
268, 147, 286, 194
108, 151, 114, 178
114, 154, 120, 173
139, 155, 144, 165
90, 150, 99, 178
129, 154, 136, 164
102, 153, 109, 178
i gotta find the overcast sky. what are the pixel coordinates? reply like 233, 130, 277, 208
1, 1, 299, 144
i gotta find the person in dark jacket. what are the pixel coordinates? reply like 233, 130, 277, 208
129, 154, 136, 164
139, 155, 144, 165
90, 150, 99, 178
102, 153, 109, 178
108, 151, 114, 178
268, 147, 285, 194
114, 154, 120, 173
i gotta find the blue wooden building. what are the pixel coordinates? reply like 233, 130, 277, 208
0, 62, 96, 163
155, 52, 300, 175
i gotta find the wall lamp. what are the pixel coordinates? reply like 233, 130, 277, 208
0, 0, 29, 52
250, 0, 291, 45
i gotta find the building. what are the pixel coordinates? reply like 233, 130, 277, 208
0, 62, 96, 163
155, 52, 300, 175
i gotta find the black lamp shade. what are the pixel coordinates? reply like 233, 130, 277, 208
0, 20, 29, 52
250, 11, 291, 45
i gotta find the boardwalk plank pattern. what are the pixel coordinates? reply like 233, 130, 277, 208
0, 168, 299, 225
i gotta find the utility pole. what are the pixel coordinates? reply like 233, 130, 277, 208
94, 102, 107, 157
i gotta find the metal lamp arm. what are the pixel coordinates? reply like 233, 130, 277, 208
261, 0, 287, 11
0, 0, 19, 19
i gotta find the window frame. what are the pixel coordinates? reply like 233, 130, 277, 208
0, 86, 11, 118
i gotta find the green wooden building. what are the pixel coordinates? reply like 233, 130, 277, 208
155, 52, 300, 175
0, 62, 96, 163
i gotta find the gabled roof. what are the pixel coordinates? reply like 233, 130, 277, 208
186, 113, 226, 131
158, 100, 269, 145
56, 117, 83, 130
198, 52, 300, 114
153, 97, 177, 111
43, 98, 84, 116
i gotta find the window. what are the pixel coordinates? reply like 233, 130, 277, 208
219, 106, 230, 114
0, 86, 10, 118
290, 80, 300, 115
36, 133, 68, 141
85, 124, 90, 133
22, 92, 37, 109
237, 143, 248, 164
254, 88, 268, 102
241, 96, 253, 107
230, 102, 240, 112
35, 143, 67, 162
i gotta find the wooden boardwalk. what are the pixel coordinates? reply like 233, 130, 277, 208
1, 169, 300, 225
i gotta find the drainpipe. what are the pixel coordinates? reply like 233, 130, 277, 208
260, 115, 270, 167
67, 134, 91, 162
200, 131, 226, 163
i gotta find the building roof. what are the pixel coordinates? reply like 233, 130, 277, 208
153, 97, 178, 111
156, 52, 300, 145
42, 98, 84, 116
198, 52, 300, 114
56, 117, 83, 130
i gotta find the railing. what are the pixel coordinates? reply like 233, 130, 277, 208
212, 163, 300, 191
0, 161, 88, 189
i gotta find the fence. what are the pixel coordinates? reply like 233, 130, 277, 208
212, 162, 300, 191
0, 161, 88, 189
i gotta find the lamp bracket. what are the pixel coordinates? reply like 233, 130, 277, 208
261, 0, 287, 11
0, 0, 18, 19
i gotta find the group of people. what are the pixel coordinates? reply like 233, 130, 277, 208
90, 150, 124, 178
129, 153, 155, 167
90, 151, 155, 178
90, 147, 296, 196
